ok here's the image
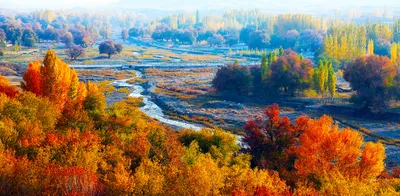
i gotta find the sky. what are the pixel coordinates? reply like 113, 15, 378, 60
0, 0, 399, 10
0, 0, 120, 9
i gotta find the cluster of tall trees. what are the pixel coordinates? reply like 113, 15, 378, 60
1, 51, 399, 195
214, 51, 400, 112
243, 104, 389, 192
145, 11, 327, 50
151, 24, 198, 45
0, 10, 129, 50
312, 59, 336, 96
145, 10, 400, 64
322, 21, 400, 65
213, 49, 333, 97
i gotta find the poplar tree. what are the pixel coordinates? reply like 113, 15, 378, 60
313, 59, 335, 96
278, 46, 284, 56
261, 52, 268, 80
391, 43, 398, 63
268, 51, 277, 64
340, 35, 348, 61
327, 61, 336, 97
367, 39, 374, 55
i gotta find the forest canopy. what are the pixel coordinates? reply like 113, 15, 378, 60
0, 51, 399, 195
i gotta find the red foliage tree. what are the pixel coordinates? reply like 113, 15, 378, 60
212, 63, 252, 95
21, 61, 42, 96
269, 50, 313, 96
243, 104, 309, 186
344, 55, 396, 112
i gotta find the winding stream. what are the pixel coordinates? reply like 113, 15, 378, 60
113, 71, 203, 131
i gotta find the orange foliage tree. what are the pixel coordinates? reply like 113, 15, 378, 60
0, 74, 20, 98
294, 115, 386, 185
21, 61, 42, 96
22, 50, 84, 111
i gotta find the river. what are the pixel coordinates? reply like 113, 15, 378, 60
112, 71, 203, 131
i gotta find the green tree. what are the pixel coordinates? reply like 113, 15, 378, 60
312, 59, 335, 97
268, 51, 277, 64
327, 61, 336, 97
261, 52, 268, 80
278, 46, 284, 56
14, 42, 19, 52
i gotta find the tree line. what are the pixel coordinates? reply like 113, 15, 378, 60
0, 50, 399, 195
213, 49, 400, 113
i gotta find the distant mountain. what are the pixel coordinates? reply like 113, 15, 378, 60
112, 0, 294, 11
111, 0, 400, 13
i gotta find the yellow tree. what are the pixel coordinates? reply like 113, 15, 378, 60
84, 81, 106, 119
391, 43, 398, 63
339, 35, 348, 61
68, 69, 79, 101
367, 39, 374, 55
133, 158, 165, 195
23, 50, 74, 110
42, 50, 72, 110
333, 36, 339, 59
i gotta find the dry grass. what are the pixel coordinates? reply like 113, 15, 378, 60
77, 69, 136, 80
180, 54, 221, 62
154, 87, 196, 100
117, 88, 131, 94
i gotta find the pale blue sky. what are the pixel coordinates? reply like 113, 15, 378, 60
0, 0, 399, 10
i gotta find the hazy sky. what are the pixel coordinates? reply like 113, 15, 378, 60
1, 0, 119, 9
0, 0, 399, 10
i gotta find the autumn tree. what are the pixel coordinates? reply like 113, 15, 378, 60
21, 61, 42, 96
327, 63, 336, 97
121, 29, 129, 42
128, 27, 144, 38
0, 74, 20, 98
61, 32, 73, 45
297, 29, 325, 52
391, 43, 399, 63
84, 81, 106, 119
207, 34, 225, 47
43, 27, 59, 42
179, 128, 240, 161
322, 25, 367, 62
66, 44, 85, 61
247, 30, 270, 50
21, 50, 87, 111
21, 29, 37, 47
294, 115, 385, 187
269, 49, 313, 96
344, 55, 396, 112
261, 52, 268, 80
212, 63, 252, 95
99, 40, 123, 58
367, 39, 374, 55
100, 25, 111, 39
41, 51, 72, 109
312, 59, 336, 96
243, 104, 308, 186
